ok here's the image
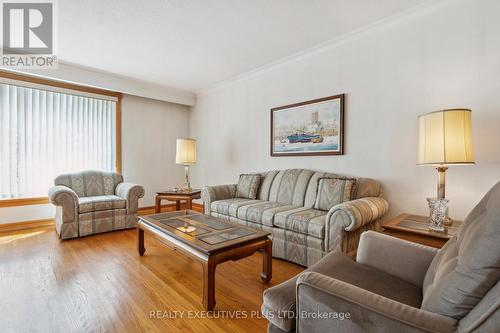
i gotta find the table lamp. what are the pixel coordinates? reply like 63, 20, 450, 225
176, 138, 197, 191
418, 109, 474, 231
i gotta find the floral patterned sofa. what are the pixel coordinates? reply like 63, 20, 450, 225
202, 169, 389, 267
48, 170, 144, 239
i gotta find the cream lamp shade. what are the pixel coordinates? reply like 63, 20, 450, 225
418, 109, 474, 165
175, 139, 197, 165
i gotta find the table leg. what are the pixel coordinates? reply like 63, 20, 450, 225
155, 196, 162, 213
202, 258, 216, 311
175, 200, 181, 211
187, 198, 193, 210
137, 227, 145, 256
261, 239, 272, 282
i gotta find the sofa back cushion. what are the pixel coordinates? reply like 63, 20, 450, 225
314, 177, 357, 211
55, 170, 123, 197
268, 169, 314, 205
421, 181, 500, 320
257, 170, 279, 201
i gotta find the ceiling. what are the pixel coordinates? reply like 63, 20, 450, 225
58, 0, 431, 93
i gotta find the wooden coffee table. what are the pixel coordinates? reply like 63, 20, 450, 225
137, 210, 272, 311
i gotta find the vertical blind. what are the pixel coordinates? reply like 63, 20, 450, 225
0, 82, 117, 199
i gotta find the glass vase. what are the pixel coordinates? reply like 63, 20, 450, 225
427, 198, 448, 232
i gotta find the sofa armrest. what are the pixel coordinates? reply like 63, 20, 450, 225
48, 185, 78, 222
201, 184, 237, 214
116, 182, 145, 214
49, 185, 78, 207
296, 272, 457, 333
356, 231, 438, 287
325, 197, 389, 252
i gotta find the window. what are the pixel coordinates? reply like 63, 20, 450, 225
0, 73, 121, 199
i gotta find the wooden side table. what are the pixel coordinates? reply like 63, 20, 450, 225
155, 189, 202, 213
381, 214, 462, 248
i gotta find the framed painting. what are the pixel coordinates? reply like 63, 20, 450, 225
270, 94, 344, 156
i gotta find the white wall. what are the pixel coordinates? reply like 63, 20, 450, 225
190, 0, 500, 221
0, 94, 189, 224
121, 95, 189, 206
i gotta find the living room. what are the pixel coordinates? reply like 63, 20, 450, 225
0, 1, 499, 332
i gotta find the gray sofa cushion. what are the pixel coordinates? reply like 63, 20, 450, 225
314, 177, 357, 211
78, 195, 126, 213
304, 172, 381, 208
54, 170, 123, 197
274, 207, 327, 238
458, 280, 500, 333
257, 170, 280, 201
236, 174, 262, 199
210, 198, 262, 218
268, 169, 315, 206
422, 181, 500, 319
236, 201, 297, 226
262, 252, 422, 332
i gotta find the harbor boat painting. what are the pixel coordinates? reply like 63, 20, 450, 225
271, 94, 344, 156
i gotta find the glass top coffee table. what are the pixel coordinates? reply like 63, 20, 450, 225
137, 210, 272, 311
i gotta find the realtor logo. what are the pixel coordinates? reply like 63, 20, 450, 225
1, 0, 57, 68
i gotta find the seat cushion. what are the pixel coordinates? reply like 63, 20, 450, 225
78, 195, 126, 213
262, 253, 422, 332
237, 201, 298, 226
210, 198, 262, 218
235, 174, 262, 199
422, 181, 500, 320
274, 207, 327, 238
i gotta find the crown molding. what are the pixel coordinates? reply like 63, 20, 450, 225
1, 61, 196, 106
197, 0, 460, 96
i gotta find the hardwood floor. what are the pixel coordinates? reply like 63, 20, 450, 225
0, 215, 304, 332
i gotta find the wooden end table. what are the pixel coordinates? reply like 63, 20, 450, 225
155, 189, 201, 213
382, 213, 462, 248
137, 210, 272, 311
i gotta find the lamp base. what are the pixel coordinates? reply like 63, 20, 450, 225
435, 166, 453, 227
183, 165, 192, 191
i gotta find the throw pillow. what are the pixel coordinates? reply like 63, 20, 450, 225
314, 177, 357, 211
236, 174, 262, 199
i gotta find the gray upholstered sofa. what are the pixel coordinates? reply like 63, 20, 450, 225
202, 169, 389, 267
48, 170, 144, 239
262, 181, 500, 333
